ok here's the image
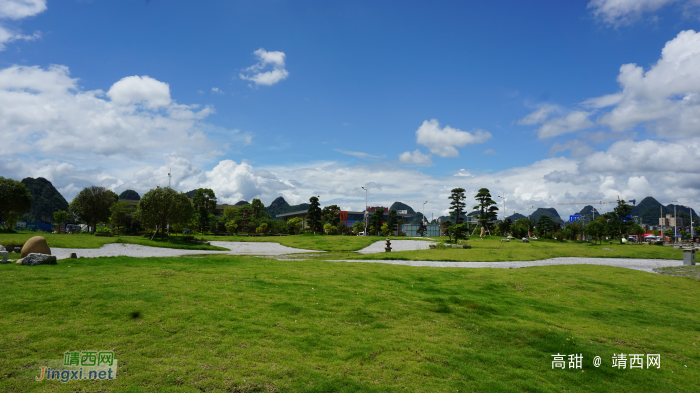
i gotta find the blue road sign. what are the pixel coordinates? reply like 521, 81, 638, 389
569, 215, 582, 222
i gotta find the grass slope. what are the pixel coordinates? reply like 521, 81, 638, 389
0, 232, 227, 251
1, 255, 698, 392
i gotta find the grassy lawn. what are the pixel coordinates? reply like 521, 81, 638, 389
200, 234, 406, 252
0, 232, 228, 251
342, 237, 684, 262
1, 255, 698, 392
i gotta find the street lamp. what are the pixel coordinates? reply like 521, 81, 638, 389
497, 193, 507, 221
671, 200, 678, 244
527, 205, 535, 237
422, 201, 428, 225
361, 187, 369, 235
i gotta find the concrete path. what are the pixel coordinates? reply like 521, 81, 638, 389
49, 241, 322, 260
325, 257, 683, 273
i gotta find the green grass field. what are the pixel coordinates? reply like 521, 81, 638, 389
0, 232, 228, 251
201, 234, 405, 252
1, 255, 697, 392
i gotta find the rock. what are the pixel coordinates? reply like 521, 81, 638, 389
501, 238, 510, 242
0, 245, 5, 251
480, 227, 486, 238
70, 253, 77, 259
0, 251, 8, 263
20, 236, 51, 258
522, 238, 529, 243
20, 253, 57, 266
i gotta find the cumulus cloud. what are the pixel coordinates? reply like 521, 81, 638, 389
398, 149, 433, 165
535, 111, 595, 139
107, 75, 171, 108
593, 30, 700, 137
588, 0, 690, 26
482, 149, 497, 155
415, 119, 491, 158
0, 65, 225, 160
211, 87, 224, 94
239, 48, 289, 87
0, 0, 46, 20
0, 0, 44, 51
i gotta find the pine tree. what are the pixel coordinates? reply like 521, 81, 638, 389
307, 196, 322, 234
473, 188, 498, 234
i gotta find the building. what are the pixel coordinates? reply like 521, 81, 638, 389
659, 214, 683, 227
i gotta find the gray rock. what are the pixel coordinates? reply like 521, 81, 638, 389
0, 251, 8, 263
522, 238, 529, 242
20, 253, 57, 266
0, 245, 5, 251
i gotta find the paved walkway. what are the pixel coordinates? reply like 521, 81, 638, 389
326, 257, 683, 273
49, 241, 322, 260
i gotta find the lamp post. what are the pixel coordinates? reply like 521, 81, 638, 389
691, 206, 694, 243
497, 193, 507, 221
422, 201, 428, 225
361, 187, 369, 235
671, 200, 678, 244
527, 205, 535, 237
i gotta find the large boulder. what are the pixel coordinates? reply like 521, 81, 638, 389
20, 253, 57, 266
20, 236, 51, 258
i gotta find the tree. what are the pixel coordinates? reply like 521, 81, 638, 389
387, 209, 399, 236
586, 217, 607, 245
536, 215, 554, 238
288, 217, 303, 235
192, 188, 217, 233
137, 187, 194, 239
109, 201, 132, 233
225, 221, 238, 234
512, 218, 530, 239
568, 222, 583, 241
449, 188, 467, 224
322, 205, 341, 226
611, 201, 634, 244
251, 198, 267, 220
416, 224, 426, 237
71, 186, 119, 232
352, 220, 365, 235
53, 210, 69, 232
0, 177, 33, 229
663, 228, 673, 241
307, 196, 322, 234
370, 208, 384, 236
473, 188, 498, 234
496, 218, 512, 236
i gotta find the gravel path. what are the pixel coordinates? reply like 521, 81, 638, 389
326, 257, 683, 273
357, 240, 435, 254
49, 241, 322, 260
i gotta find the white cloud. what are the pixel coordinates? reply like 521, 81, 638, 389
0, 0, 45, 51
482, 149, 497, 155
415, 119, 491, 158
517, 105, 558, 125
536, 111, 595, 139
334, 149, 386, 159
211, 87, 224, 94
239, 48, 289, 87
549, 139, 596, 157
0, 0, 46, 20
0, 64, 246, 166
587, 0, 691, 26
592, 30, 700, 137
107, 75, 171, 108
398, 149, 433, 165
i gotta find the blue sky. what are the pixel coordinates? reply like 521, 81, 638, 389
2, 0, 700, 219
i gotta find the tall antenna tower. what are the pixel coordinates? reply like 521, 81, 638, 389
168, 167, 172, 188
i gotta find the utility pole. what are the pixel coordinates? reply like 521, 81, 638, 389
167, 167, 172, 188
497, 193, 507, 221
690, 206, 694, 242
422, 201, 428, 225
